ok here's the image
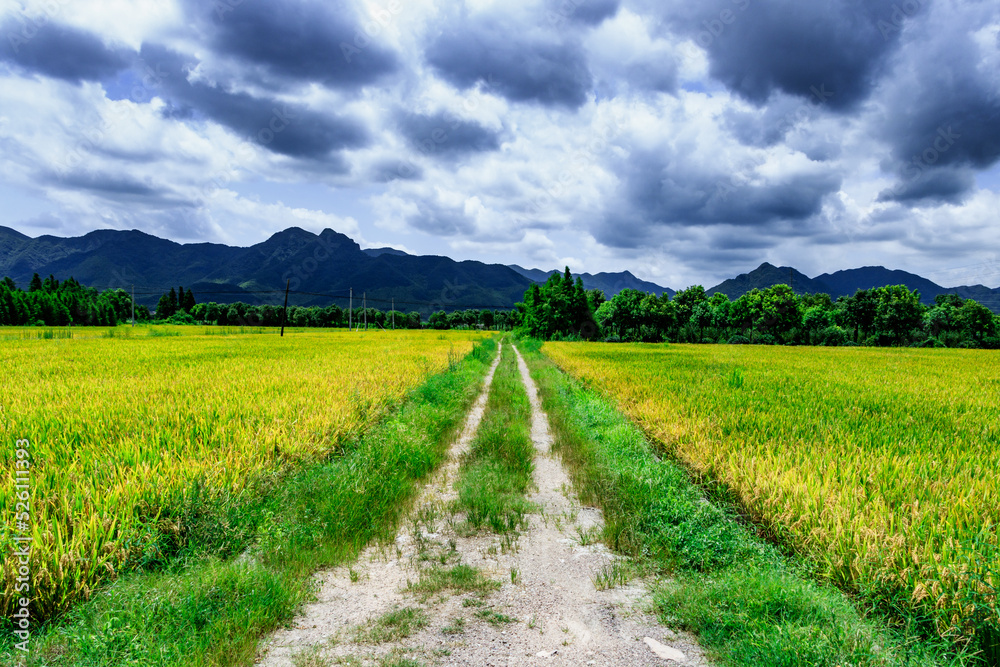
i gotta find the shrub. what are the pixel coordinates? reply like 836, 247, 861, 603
751, 333, 777, 346
727, 335, 750, 345
818, 325, 850, 347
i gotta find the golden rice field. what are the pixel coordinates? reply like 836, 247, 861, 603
544, 342, 999, 644
0, 327, 486, 619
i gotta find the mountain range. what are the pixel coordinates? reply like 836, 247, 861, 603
0, 226, 529, 314
1, 226, 998, 314
708, 263, 1000, 313
507, 265, 675, 299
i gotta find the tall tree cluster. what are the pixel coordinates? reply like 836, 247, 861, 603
155, 286, 196, 319
519, 270, 1000, 349
518, 268, 602, 340
0, 274, 148, 326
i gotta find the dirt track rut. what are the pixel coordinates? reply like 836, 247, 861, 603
255, 343, 708, 666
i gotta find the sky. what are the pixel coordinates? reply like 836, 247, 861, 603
1, 0, 999, 290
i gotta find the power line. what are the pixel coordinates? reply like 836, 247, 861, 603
31, 282, 521, 311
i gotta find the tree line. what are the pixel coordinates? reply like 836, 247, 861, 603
5, 269, 998, 349
171, 300, 518, 331
0, 274, 521, 330
517, 268, 1000, 349
0, 274, 147, 326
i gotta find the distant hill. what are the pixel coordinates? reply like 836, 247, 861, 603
0, 226, 530, 314
707, 263, 827, 298
363, 247, 409, 258
951, 285, 1000, 313
3, 225, 998, 315
814, 268, 1000, 311
707, 262, 1000, 313
508, 265, 674, 298
813, 267, 946, 303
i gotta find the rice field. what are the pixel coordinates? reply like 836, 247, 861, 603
543, 342, 1000, 648
0, 328, 486, 620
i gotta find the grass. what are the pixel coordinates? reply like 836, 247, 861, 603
473, 609, 516, 626
591, 559, 630, 591
0, 329, 488, 622
3, 338, 498, 666
291, 646, 333, 667
454, 341, 536, 535
354, 607, 429, 644
542, 341, 999, 659
441, 617, 466, 635
405, 564, 500, 602
520, 338, 973, 667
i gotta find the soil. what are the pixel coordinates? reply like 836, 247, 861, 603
255, 344, 710, 666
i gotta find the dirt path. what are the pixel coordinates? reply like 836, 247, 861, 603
255, 344, 708, 666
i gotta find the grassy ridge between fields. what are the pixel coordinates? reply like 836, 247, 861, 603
2, 339, 497, 667
519, 338, 977, 667
455, 341, 536, 536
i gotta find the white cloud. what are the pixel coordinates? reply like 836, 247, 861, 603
0, 0, 998, 290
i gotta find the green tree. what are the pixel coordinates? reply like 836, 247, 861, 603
838, 289, 879, 343
672, 285, 707, 338
518, 269, 600, 340
802, 305, 835, 345
958, 300, 996, 344
758, 284, 801, 343
28, 273, 42, 292
155, 293, 175, 318
731, 289, 763, 339
428, 310, 449, 330
182, 288, 196, 313
873, 285, 924, 345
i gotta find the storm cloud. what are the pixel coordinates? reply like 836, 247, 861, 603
874, 3, 1000, 204
1, 19, 133, 83
182, 0, 398, 89
426, 16, 593, 108
140, 44, 369, 161
0, 0, 998, 290
661, 0, 911, 110
397, 112, 502, 158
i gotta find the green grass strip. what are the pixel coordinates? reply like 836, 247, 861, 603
454, 341, 536, 535
12, 339, 498, 667
519, 338, 976, 667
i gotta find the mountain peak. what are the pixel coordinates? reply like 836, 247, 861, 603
265, 226, 316, 242
709, 262, 825, 297
0, 225, 30, 240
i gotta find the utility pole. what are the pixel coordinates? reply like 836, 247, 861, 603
280, 279, 290, 337
392, 298, 395, 330
131, 284, 135, 327
363, 292, 367, 331
349, 288, 352, 331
